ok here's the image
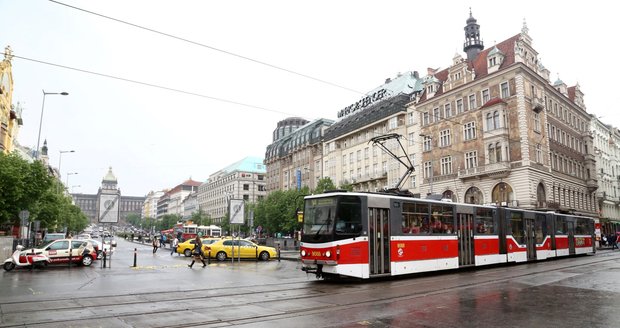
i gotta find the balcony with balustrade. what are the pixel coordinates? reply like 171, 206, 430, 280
458, 161, 511, 180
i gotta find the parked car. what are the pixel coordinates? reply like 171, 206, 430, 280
26, 239, 96, 266
177, 238, 219, 257
205, 238, 277, 261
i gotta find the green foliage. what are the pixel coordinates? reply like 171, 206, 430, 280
0, 153, 89, 234
314, 177, 336, 194
253, 188, 307, 236
338, 182, 354, 191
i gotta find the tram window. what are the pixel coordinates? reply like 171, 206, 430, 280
555, 216, 567, 234
334, 197, 363, 235
575, 218, 589, 235
535, 214, 546, 244
431, 204, 455, 234
475, 208, 495, 234
402, 202, 429, 234
510, 212, 525, 244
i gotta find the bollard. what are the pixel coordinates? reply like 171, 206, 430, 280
133, 248, 137, 267
256, 246, 258, 259
103, 249, 107, 268
278, 244, 281, 262
207, 249, 211, 265
69, 247, 72, 269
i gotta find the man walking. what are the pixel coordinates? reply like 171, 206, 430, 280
171, 236, 179, 255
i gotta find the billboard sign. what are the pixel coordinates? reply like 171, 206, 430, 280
229, 199, 245, 224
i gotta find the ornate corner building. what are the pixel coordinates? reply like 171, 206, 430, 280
414, 13, 597, 217
0, 46, 23, 154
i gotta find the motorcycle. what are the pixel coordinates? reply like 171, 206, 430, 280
3, 245, 50, 271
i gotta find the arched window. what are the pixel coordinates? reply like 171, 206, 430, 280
442, 190, 455, 202
486, 113, 493, 130
536, 183, 546, 207
493, 111, 500, 129
488, 144, 496, 163
492, 182, 514, 205
464, 187, 483, 204
495, 142, 502, 162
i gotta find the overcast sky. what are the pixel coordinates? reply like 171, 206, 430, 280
1, 0, 616, 196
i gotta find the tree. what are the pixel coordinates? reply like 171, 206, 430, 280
253, 188, 307, 237
0, 153, 54, 227
314, 177, 337, 194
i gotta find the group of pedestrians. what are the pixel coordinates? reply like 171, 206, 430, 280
602, 233, 620, 249
149, 233, 206, 268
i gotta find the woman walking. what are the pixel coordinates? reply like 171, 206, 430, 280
152, 236, 160, 253
188, 233, 206, 268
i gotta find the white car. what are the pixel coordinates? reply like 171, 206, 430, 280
29, 239, 96, 266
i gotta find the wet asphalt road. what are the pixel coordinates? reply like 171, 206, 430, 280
2, 238, 620, 327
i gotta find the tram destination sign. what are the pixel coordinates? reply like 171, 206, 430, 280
337, 88, 390, 119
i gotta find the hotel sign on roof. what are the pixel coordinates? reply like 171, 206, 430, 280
337, 88, 390, 119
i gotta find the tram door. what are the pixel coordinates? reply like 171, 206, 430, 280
369, 208, 390, 276
457, 213, 475, 266
524, 218, 537, 261
567, 222, 576, 255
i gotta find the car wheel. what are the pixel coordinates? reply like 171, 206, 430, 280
184, 249, 192, 257
216, 251, 227, 261
259, 251, 270, 261
81, 255, 93, 267
3, 262, 15, 271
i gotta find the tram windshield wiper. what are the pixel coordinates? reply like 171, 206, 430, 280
314, 209, 332, 239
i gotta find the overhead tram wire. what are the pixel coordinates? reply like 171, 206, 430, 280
6, 53, 296, 117
49, 0, 365, 96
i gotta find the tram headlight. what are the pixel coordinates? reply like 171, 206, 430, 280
325, 250, 331, 258
301, 250, 306, 257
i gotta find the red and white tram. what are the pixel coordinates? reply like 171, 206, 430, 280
300, 191, 595, 279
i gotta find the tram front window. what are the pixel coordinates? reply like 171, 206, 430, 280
303, 197, 337, 239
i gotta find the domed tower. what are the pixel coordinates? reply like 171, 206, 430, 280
101, 166, 118, 190
463, 9, 484, 61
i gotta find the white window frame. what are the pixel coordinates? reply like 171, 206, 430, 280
465, 151, 478, 169
463, 122, 477, 141
439, 129, 451, 147
440, 156, 452, 175
501, 81, 510, 98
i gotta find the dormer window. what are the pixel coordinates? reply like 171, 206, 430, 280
454, 72, 462, 80
489, 57, 497, 66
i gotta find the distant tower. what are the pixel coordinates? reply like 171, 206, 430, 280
463, 9, 484, 61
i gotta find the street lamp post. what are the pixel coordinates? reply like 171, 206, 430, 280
36, 90, 68, 159
65, 172, 78, 191
57, 150, 75, 192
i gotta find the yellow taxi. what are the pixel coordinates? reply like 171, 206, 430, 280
177, 238, 219, 257
205, 238, 277, 261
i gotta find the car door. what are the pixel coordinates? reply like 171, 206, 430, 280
46, 240, 70, 264
71, 240, 87, 262
238, 240, 256, 258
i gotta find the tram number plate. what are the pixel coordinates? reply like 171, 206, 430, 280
311, 251, 322, 257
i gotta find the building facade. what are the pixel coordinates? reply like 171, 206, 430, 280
197, 157, 267, 224
156, 180, 201, 218
412, 14, 597, 216
72, 167, 145, 223
265, 118, 333, 192
591, 115, 620, 233
0, 46, 22, 154
142, 190, 165, 219
324, 73, 424, 193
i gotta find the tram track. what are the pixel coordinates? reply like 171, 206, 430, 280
1, 252, 616, 327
